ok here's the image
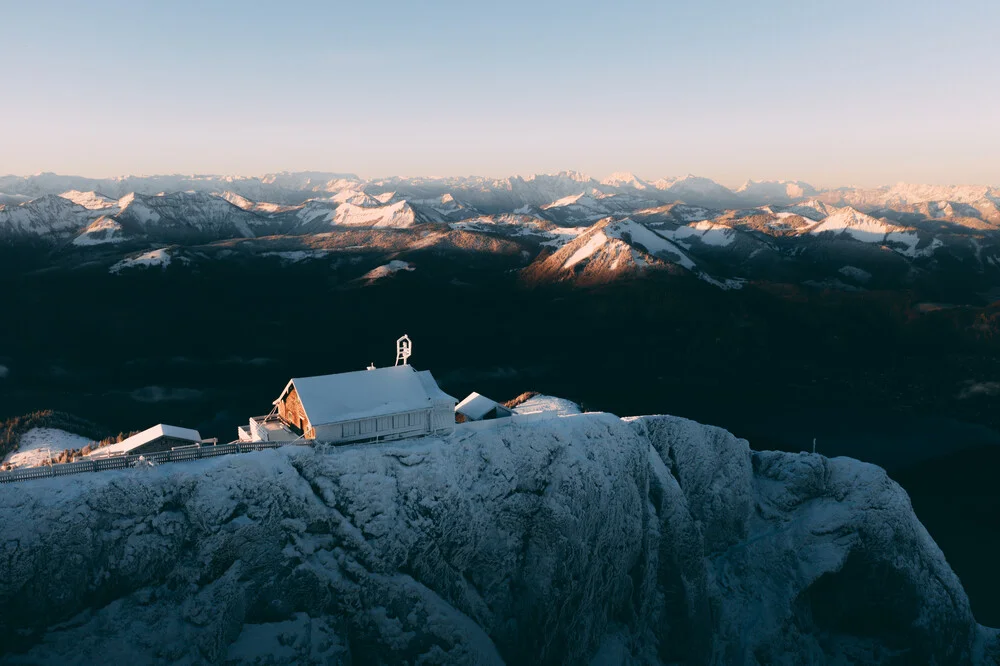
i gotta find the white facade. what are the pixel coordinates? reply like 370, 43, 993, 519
311, 408, 435, 443
239, 415, 300, 443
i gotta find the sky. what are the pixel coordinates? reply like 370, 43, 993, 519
2, 0, 999, 188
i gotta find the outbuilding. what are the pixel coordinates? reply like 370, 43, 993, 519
455, 392, 513, 422
86, 424, 205, 459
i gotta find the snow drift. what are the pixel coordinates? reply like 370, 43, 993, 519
0, 412, 995, 664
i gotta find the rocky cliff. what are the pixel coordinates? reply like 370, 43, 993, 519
0, 413, 996, 664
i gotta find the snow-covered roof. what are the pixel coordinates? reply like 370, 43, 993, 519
284, 365, 457, 426
455, 392, 504, 420
87, 424, 203, 458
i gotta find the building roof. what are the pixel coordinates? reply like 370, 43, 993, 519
88, 424, 203, 458
455, 392, 505, 420
284, 365, 457, 426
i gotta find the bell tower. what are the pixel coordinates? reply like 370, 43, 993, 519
395, 334, 412, 366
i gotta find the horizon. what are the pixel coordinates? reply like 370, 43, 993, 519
3, 1, 999, 188
3, 169, 999, 193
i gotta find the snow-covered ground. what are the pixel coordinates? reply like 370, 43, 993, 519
839, 265, 873, 282
669, 220, 738, 247
0, 410, 993, 664
512, 394, 582, 417
562, 231, 608, 269
109, 248, 171, 274
260, 250, 329, 263
2, 427, 93, 468
362, 260, 415, 280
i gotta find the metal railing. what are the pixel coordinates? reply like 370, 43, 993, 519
0, 441, 285, 485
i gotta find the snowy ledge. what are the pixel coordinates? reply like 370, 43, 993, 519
0, 410, 995, 664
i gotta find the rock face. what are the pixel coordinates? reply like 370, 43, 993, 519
0, 413, 996, 665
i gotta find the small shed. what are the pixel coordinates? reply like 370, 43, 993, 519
86, 424, 204, 459
455, 392, 513, 422
249, 364, 457, 444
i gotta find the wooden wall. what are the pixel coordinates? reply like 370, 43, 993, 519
278, 386, 309, 436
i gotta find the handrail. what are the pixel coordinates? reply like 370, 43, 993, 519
0, 440, 286, 485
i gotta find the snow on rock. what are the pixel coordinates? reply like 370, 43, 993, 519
542, 191, 611, 224
838, 265, 873, 282
58, 190, 119, 211
449, 214, 572, 244
2, 428, 94, 468
0, 193, 30, 206
669, 220, 738, 247
362, 260, 415, 280
294, 200, 339, 225
332, 200, 420, 228
806, 207, 899, 242
109, 248, 172, 274
260, 250, 330, 263
556, 219, 692, 272
0, 195, 97, 236
538, 225, 588, 247
526, 218, 725, 286
803, 207, 940, 258
606, 219, 696, 269
220, 191, 296, 215
410, 193, 478, 222
512, 394, 582, 417
72, 216, 125, 246
115, 192, 160, 224
735, 179, 818, 203
331, 189, 384, 207
562, 230, 609, 269
600, 172, 650, 190
0, 411, 992, 664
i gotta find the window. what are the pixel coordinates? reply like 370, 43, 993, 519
360, 420, 372, 434
377, 417, 391, 431
342, 421, 358, 437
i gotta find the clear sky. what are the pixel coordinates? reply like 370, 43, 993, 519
3, 0, 999, 187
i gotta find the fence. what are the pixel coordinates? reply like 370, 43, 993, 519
0, 441, 285, 485
0, 416, 546, 486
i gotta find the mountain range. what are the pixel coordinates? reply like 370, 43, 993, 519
2, 171, 998, 299
3, 171, 1000, 636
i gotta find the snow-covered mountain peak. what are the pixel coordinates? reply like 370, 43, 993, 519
330, 199, 420, 228
117, 192, 137, 209
655, 174, 716, 189
649, 176, 738, 207
220, 191, 295, 215
543, 191, 600, 209
804, 206, 923, 256
72, 215, 125, 246
885, 182, 996, 205
331, 189, 383, 207
547, 169, 590, 182
736, 179, 817, 201
59, 190, 118, 210
601, 172, 648, 189
219, 191, 254, 210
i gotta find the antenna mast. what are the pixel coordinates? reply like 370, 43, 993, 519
395, 334, 412, 366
